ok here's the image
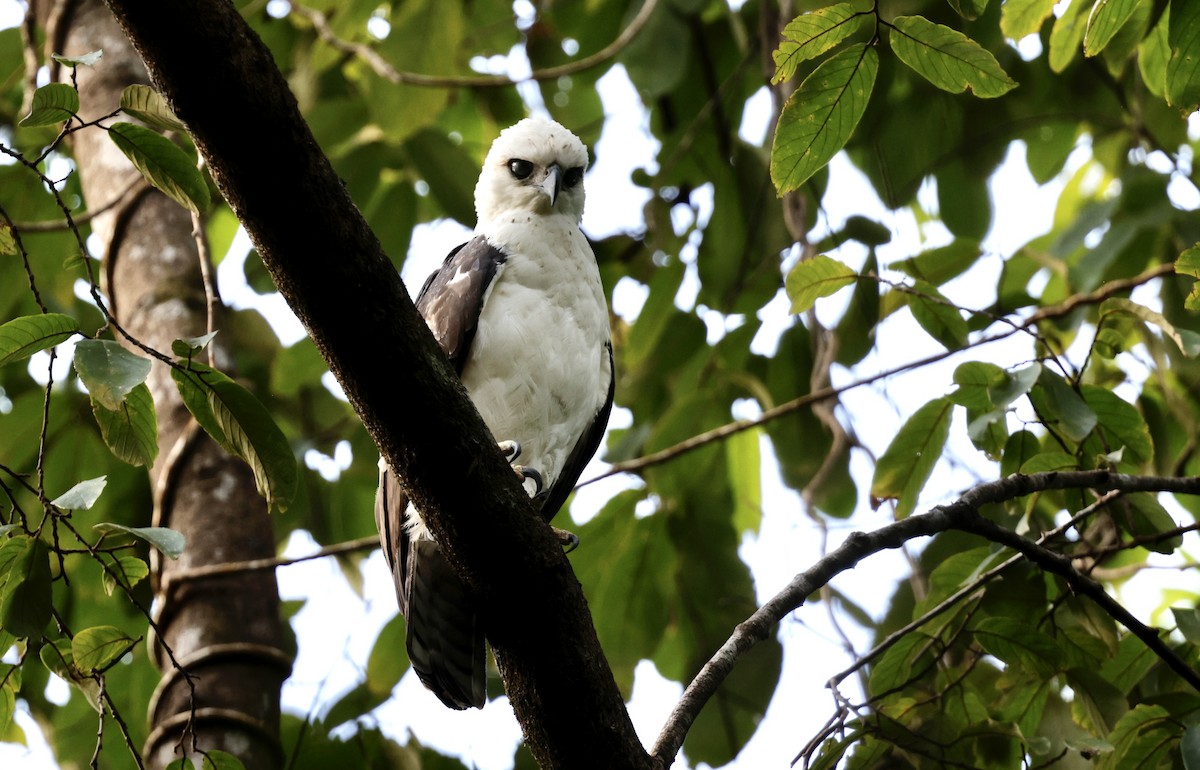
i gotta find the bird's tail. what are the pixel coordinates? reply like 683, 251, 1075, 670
405, 538, 487, 710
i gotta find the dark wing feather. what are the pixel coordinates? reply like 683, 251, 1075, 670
538, 342, 615, 521
416, 235, 507, 375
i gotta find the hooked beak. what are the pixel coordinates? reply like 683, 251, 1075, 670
538, 163, 564, 207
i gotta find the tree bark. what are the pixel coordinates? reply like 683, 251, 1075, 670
43, 1, 291, 767
98, 0, 657, 767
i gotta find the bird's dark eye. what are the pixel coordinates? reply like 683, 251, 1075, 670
563, 167, 584, 189
508, 159, 534, 180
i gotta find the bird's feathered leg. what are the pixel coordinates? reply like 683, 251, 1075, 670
502, 447, 578, 552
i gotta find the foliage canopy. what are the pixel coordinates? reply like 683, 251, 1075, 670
2, 0, 1200, 768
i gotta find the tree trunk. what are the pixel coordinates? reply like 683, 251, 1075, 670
42, 1, 291, 767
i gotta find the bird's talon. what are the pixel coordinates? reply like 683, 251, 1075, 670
499, 440, 522, 463
553, 527, 579, 553
515, 465, 544, 496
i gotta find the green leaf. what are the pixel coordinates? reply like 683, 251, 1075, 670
19, 83, 78, 127
1000, 0, 1057, 41
72, 339, 152, 410
72, 625, 135, 673
1177, 245, 1200, 312
1172, 607, 1200, 644
1168, 1, 1200, 110
1182, 724, 1200, 770
1019, 451, 1079, 473
52, 50, 102, 67
727, 427, 763, 534
973, 617, 1062, 677
39, 639, 102, 712
51, 476, 107, 510
1084, 0, 1141, 57
1122, 493, 1181, 554
772, 4, 865, 84
101, 555, 150, 596
365, 613, 410, 697
871, 397, 953, 518
92, 382, 158, 467
945, 0, 989, 21
785, 255, 857, 313
888, 16, 1017, 98
1030, 370, 1097, 443
0, 313, 79, 367
771, 44, 878, 194
1049, 0, 1092, 72
108, 122, 210, 213
0, 537, 51, 638
1081, 386, 1153, 466
93, 523, 186, 559
172, 331, 219, 358
1098, 704, 1174, 770
907, 281, 968, 350
950, 361, 1006, 410
171, 362, 296, 513
1100, 296, 1200, 356
202, 750, 247, 770
120, 84, 186, 133
888, 240, 981, 286
0, 223, 15, 256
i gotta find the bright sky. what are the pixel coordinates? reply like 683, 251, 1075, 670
4, 2, 1200, 769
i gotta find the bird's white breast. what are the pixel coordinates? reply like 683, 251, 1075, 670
461, 216, 610, 492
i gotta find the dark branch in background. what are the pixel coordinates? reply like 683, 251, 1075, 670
100, 1, 654, 767
650, 471, 1200, 766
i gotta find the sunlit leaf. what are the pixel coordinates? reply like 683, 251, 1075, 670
1100, 297, 1200, 356
1177, 245, 1200, 312
1000, 0, 1056, 41
51, 476, 107, 510
0, 313, 79, 367
171, 362, 296, 513
108, 122, 210, 213
945, 0, 989, 21
120, 84, 186, 133
1168, 1, 1200, 110
101, 556, 150, 597
93, 523, 186, 559
19, 83, 78, 127
785, 255, 857, 313
1049, 0, 1092, 72
871, 397, 953, 518
888, 16, 1017, 98
771, 44, 878, 194
172, 331, 219, 358
1099, 704, 1174, 770
1084, 0, 1140, 57
52, 50, 102, 67
72, 625, 135, 673
91, 382, 158, 467
772, 4, 865, 84
727, 427, 762, 534
38, 639, 102, 712
0, 224, 14, 256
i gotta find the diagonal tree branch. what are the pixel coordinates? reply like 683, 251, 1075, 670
99, 1, 655, 767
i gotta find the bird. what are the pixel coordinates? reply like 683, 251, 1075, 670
374, 117, 614, 710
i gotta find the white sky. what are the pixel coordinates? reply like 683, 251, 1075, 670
4, 2, 1200, 769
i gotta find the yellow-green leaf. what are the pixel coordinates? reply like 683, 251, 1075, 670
1084, 0, 1140, 57
1168, 0, 1200, 110
72, 625, 135, 673
120, 85, 186, 133
888, 16, 1017, 98
1049, 0, 1092, 73
785, 255, 857, 313
771, 44, 878, 194
1177, 244, 1200, 312
19, 83, 78, 127
772, 4, 865, 84
108, 122, 210, 213
871, 397, 953, 518
0, 313, 79, 367
1000, 0, 1057, 41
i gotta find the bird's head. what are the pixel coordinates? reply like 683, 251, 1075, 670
474, 117, 589, 227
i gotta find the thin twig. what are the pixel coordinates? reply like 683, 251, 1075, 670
160, 534, 379, 593
293, 0, 659, 88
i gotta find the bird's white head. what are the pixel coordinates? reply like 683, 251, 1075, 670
474, 117, 589, 228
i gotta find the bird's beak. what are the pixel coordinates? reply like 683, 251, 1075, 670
538, 164, 564, 208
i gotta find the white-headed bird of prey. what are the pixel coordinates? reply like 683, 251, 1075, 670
374, 118, 614, 709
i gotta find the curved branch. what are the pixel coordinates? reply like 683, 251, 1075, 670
651, 471, 1200, 767
293, 0, 659, 88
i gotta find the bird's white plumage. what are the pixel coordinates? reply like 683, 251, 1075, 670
405, 117, 610, 541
